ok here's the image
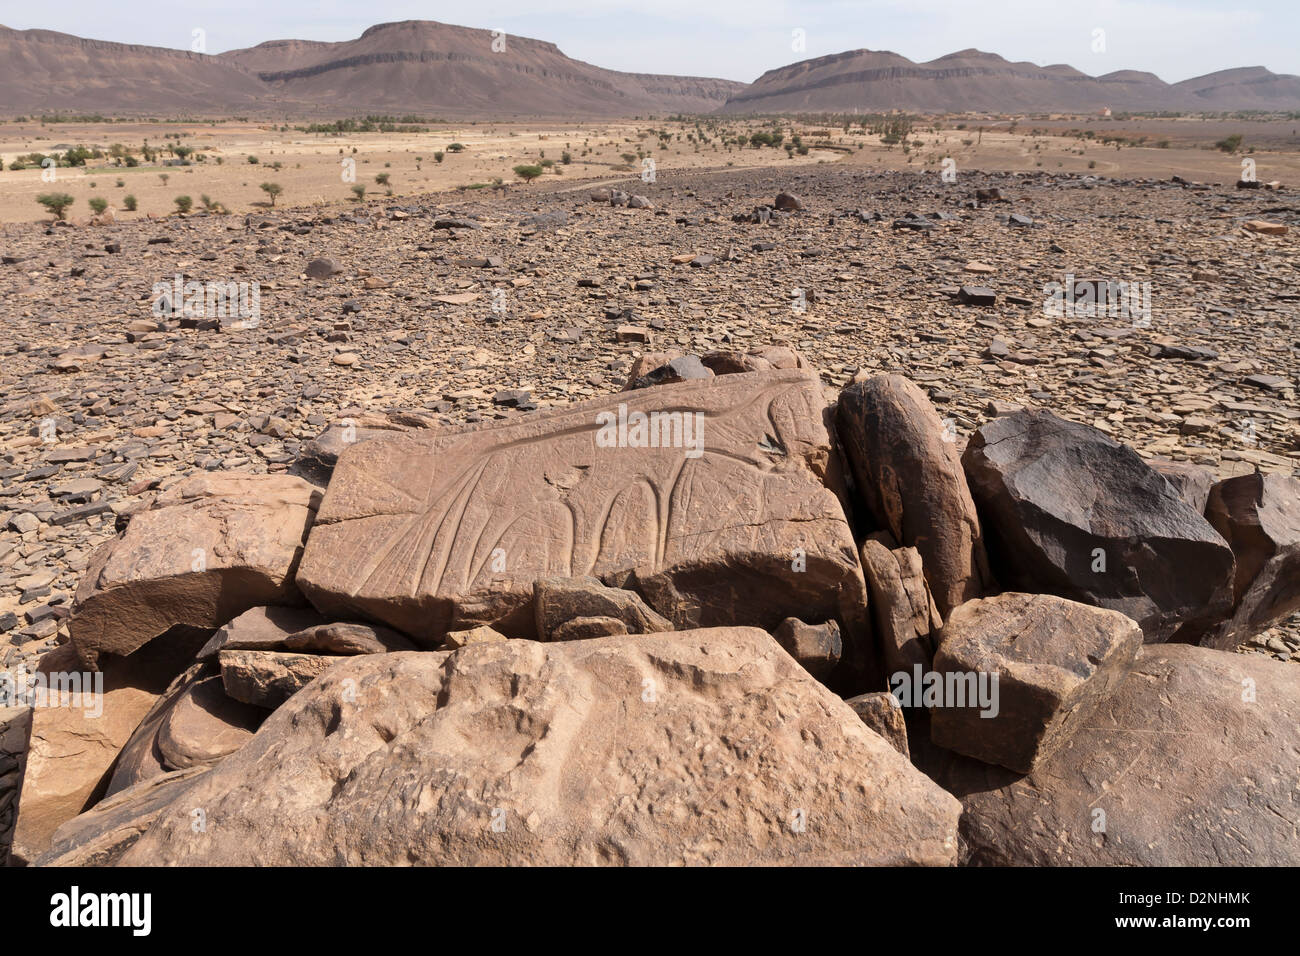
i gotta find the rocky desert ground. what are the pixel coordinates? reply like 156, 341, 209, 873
1, 128, 1297, 868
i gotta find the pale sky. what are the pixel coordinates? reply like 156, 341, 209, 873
2, 0, 1295, 84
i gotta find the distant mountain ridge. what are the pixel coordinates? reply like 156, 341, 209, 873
0, 20, 1296, 117
719, 47, 1300, 113
0, 20, 743, 116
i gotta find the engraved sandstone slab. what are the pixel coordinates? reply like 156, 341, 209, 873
296, 370, 869, 671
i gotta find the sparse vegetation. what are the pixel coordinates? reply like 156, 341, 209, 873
36, 193, 74, 220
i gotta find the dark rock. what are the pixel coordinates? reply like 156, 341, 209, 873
961, 410, 1235, 642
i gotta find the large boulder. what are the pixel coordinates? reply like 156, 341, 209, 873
1203, 472, 1300, 649
41, 629, 961, 866
929, 593, 1143, 774
295, 370, 871, 683
11, 630, 207, 864
69, 473, 322, 667
838, 376, 992, 616
962, 410, 1235, 642
919, 644, 1300, 865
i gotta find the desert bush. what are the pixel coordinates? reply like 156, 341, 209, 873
36, 193, 74, 220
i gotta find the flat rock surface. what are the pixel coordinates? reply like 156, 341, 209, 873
296, 370, 870, 678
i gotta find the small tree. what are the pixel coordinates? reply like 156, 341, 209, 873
158, 173, 169, 185
88, 197, 109, 215
123, 194, 138, 211
433, 151, 444, 163
36, 193, 74, 220
375, 173, 390, 186
174, 195, 193, 214
351, 184, 366, 202
447, 143, 465, 152
260, 182, 283, 207
513, 164, 544, 183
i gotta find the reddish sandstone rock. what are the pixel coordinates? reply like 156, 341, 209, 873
838, 375, 992, 616
1203, 472, 1300, 648
296, 370, 870, 683
68, 473, 321, 667
43, 629, 960, 866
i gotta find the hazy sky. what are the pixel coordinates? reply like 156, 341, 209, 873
4, 0, 1294, 84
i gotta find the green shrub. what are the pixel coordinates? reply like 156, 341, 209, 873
36, 193, 74, 220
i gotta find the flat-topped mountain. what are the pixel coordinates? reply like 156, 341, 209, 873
219, 20, 744, 115
0, 20, 743, 116
1, 21, 1296, 116
0, 24, 272, 113
718, 47, 1300, 113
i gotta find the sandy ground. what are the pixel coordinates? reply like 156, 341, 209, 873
1, 115, 1297, 225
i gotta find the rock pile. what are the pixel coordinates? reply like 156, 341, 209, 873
6, 359, 1299, 866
